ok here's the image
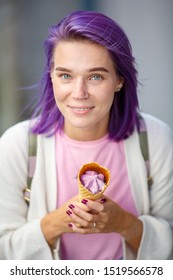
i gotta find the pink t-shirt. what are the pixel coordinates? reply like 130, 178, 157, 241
56, 130, 138, 260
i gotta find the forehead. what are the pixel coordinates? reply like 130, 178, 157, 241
53, 40, 115, 69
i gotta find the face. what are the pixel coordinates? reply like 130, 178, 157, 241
51, 40, 123, 140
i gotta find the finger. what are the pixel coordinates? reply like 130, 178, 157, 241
68, 203, 98, 223
68, 222, 100, 234
69, 202, 90, 212
100, 198, 107, 204
81, 199, 104, 212
66, 206, 93, 228
67, 222, 81, 230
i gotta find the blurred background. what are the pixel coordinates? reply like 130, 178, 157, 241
0, 0, 173, 136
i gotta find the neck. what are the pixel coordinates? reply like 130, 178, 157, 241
64, 126, 108, 141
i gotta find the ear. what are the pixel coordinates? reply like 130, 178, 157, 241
50, 61, 55, 80
115, 77, 124, 92
50, 69, 53, 81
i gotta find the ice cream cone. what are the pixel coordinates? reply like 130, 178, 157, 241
78, 162, 110, 201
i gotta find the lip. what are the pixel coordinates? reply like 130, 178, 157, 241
67, 105, 94, 115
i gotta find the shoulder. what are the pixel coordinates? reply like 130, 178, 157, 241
141, 113, 173, 146
141, 114, 173, 169
0, 120, 32, 160
1, 120, 30, 145
1, 120, 30, 135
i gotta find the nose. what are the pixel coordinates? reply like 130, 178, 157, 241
71, 80, 89, 100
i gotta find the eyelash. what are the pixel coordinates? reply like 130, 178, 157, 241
59, 74, 72, 80
57, 73, 104, 81
90, 74, 103, 81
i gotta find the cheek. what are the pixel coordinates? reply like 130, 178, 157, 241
52, 83, 67, 103
100, 89, 115, 107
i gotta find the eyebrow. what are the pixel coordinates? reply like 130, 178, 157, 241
55, 67, 110, 73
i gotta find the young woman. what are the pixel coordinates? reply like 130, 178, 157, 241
0, 10, 173, 260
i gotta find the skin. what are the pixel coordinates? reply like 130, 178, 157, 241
41, 40, 143, 254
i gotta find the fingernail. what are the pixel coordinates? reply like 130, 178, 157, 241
69, 204, 75, 209
68, 223, 73, 228
101, 198, 107, 203
81, 199, 88, 205
66, 210, 72, 216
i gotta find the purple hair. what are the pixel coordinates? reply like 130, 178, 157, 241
31, 10, 139, 140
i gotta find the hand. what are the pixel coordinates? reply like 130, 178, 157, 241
65, 196, 123, 233
41, 194, 81, 248
67, 196, 143, 252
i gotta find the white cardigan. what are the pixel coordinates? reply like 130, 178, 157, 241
0, 113, 173, 260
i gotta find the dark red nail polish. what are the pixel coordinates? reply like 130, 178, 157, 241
81, 199, 88, 205
101, 198, 107, 203
66, 210, 72, 216
68, 223, 73, 228
69, 204, 75, 209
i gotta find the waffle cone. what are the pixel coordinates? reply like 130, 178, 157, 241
78, 162, 110, 201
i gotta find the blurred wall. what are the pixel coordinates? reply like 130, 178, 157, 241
96, 0, 173, 130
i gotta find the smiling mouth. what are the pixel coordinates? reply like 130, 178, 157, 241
68, 106, 94, 110
67, 106, 94, 114
71, 107, 93, 111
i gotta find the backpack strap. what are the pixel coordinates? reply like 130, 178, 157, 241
138, 114, 153, 189
23, 132, 37, 204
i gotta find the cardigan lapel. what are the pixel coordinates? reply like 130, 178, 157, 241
124, 127, 150, 215
27, 134, 57, 220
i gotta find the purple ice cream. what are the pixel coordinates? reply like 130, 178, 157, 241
80, 170, 105, 194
